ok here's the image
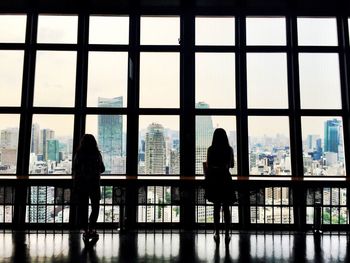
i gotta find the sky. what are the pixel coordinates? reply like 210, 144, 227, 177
0, 15, 346, 140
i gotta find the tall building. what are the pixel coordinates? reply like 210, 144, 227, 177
195, 102, 214, 174
98, 97, 123, 173
40, 129, 55, 161
324, 119, 342, 154
145, 123, 166, 174
47, 139, 60, 162
0, 127, 19, 148
31, 123, 40, 154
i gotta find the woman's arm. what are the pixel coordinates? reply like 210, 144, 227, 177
229, 147, 234, 168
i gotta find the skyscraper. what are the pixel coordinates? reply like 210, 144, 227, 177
40, 129, 55, 161
47, 139, 60, 162
0, 127, 19, 148
31, 123, 40, 154
98, 97, 123, 173
324, 119, 342, 154
195, 102, 214, 174
145, 123, 166, 174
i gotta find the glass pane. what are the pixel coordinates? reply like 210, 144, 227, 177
34, 51, 77, 107
141, 16, 180, 45
247, 53, 288, 108
138, 116, 179, 175
246, 17, 286, 45
89, 16, 129, 44
297, 17, 338, 46
87, 52, 128, 107
29, 115, 74, 174
0, 15, 26, 43
299, 53, 341, 109
248, 116, 291, 175
0, 51, 24, 106
196, 17, 235, 46
0, 115, 20, 174
302, 117, 345, 176
86, 115, 127, 174
37, 15, 78, 44
195, 53, 235, 108
195, 115, 237, 175
139, 52, 179, 108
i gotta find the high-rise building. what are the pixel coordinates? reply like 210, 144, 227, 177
0, 127, 19, 148
40, 129, 55, 161
195, 102, 214, 174
324, 119, 342, 154
98, 97, 123, 174
145, 123, 166, 174
31, 123, 40, 154
47, 139, 60, 162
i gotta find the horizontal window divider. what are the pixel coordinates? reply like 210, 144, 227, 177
88, 44, 129, 51
194, 46, 237, 52
0, 43, 26, 49
84, 108, 128, 114
245, 46, 288, 52
296, 46, 340, 52
29, 107, 78, 114
33, 43, 78, 50
138, 108, 181, 114
139, 46, 181, 52
246, 109, 291, 115
194, 108, 238, 115
0, 107, 23, 113
298, 109, 345, 115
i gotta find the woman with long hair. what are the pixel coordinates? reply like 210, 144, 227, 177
206, 128, 234, 244
73, 134, 105, 243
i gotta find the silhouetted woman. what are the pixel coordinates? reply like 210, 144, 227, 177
73, 134, 105, 241
206, 128, 234, 244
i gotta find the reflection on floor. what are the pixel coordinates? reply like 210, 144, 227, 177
0, 230, 349, 262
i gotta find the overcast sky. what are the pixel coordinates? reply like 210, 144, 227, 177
0, 15, 344, 139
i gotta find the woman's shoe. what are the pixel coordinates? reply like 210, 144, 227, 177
213, 234, 220, 243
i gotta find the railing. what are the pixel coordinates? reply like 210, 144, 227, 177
0, 177, 349, 230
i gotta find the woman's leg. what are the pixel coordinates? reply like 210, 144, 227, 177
214, 202, 221, 236
222, 203, 231, 236
77, 193, 89, 233
89, 196, 100, 230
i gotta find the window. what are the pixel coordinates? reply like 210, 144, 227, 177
0, 115, 20, 174
29, 115, 74, 175
138, 116, 179, 175
0, 15, 26, 43
248, 116, 291, 176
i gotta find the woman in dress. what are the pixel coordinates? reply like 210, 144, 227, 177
206, 128, 234, 243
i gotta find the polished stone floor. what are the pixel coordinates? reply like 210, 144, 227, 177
0, 230, 349, 262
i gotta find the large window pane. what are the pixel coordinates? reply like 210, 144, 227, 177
297, 17, 338, 46
247, 53, 288, 109
299, 53, 341, 109
87, 52, 128, 107
141, 16, 180, 45
195, 17, 235, 46
29, 115, 74, 174
139, 53, 179, 108
89, 16, 129, 44
0, 51, 24, 106
138, 116, 179, 175
34, 51, 77, 107
195, 114, 237, 175
0, 115, 20, 174
302, 117, 345, 176
86, 115, 127, 174
246, 17, 286, 46
37, 15, 78, 44
195, 53, 235, 108
0, 15, 26, 43
248, 116, 291, 176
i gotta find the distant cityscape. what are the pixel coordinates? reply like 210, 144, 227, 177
0, 99, 347, 223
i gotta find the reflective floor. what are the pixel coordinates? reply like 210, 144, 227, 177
0, 230, 349, 262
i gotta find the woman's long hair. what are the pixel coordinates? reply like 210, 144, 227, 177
76, 134, 100, 155
211, 128, 230, 150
